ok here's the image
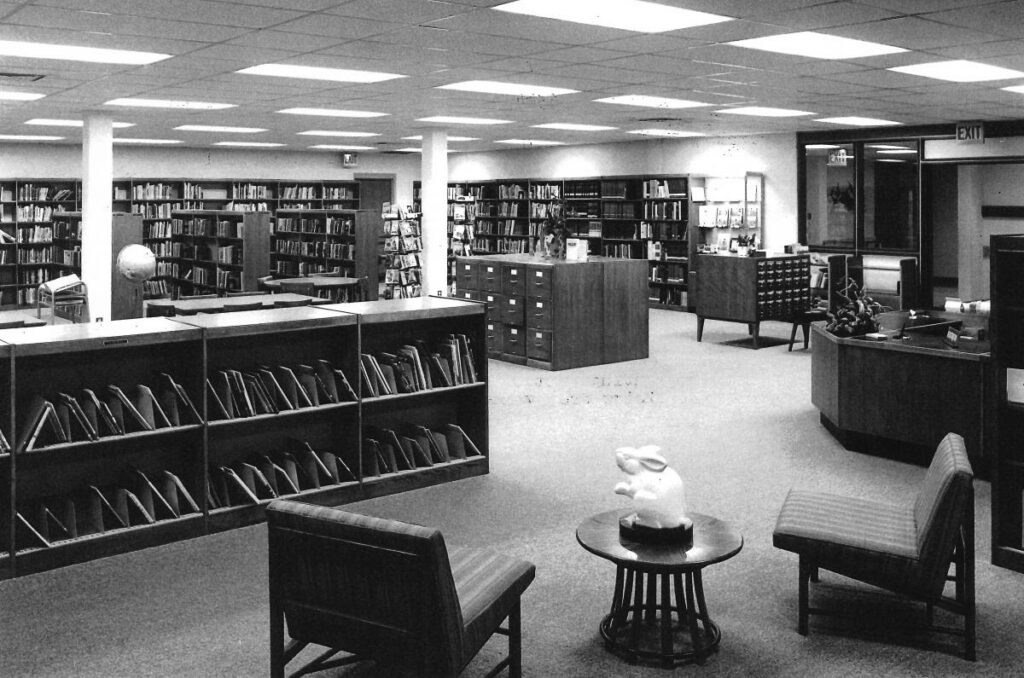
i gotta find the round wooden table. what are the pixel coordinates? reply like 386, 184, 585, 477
576, 509, 743, 667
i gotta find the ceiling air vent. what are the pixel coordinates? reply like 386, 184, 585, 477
0, 72, 45, 82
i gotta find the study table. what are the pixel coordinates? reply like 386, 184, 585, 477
146, 293, 328, 316
576, 509, 743, 667
0, 309, 48, 329
811, 309, 992, 472
261, 276, 364, 300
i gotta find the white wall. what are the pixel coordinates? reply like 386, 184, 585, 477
449, 133, 799, 252
966, 163, 1024, 298
0, 143, 421, 205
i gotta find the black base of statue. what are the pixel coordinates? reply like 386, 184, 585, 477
619, 513, 694, 548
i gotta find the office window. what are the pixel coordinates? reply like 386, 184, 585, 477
805, 144, 855, 248
863, 141, 919, 252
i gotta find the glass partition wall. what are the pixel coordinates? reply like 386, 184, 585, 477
802, 140, 920, 254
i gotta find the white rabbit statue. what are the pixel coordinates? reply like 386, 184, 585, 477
614, 445, 688, 529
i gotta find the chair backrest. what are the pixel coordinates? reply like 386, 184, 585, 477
273, 297, 312, 308
278, 280, 316, 296
178, 293, 217, 300
222, 300, 263, 312
266, 501, 465, 676
913, 432, 974, 595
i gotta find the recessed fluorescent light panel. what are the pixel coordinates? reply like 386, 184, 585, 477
395, 148, 423, 153
728, 32, 906, 59
214, 141, 284, 147
877, 149, 917, 154
816, 116, 902, 126
278, 107, 388, 118
105, 98, 236, 110
717, 106, 813, 117
26, 118, 134, 128
402, 135, 479, 141
113, 138, 182, 145
236, 63, 405, 83
175, 125, 266, 133
804, 144, 840, 149
438, 80, 578, 97
495, 139, 565, 146
0, 91, 45, 101
309, 144, 374, 150
889, 60, 1024, 82
0, 39, 169, 65
417, 116, 512, 125
494, 0, 731, 33
0, 134, 63, 141
595, 95, 710, 109
297, 130, 381, 137
533, 123, 617, 131
627, 129, 703, 137
1003, 85, 1024, 94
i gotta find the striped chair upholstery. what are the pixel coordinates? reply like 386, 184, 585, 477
773, 432, 975, 659
266, 500, 535, 678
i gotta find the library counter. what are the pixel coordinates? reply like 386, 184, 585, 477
811, 310, 992, 472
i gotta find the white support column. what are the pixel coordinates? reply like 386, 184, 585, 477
81, 112, 114, 321
421, 129, 449, 296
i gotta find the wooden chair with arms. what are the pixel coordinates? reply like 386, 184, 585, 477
266, 500, 536, 678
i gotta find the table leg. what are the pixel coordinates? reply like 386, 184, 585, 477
685, 572, 705, 664
660, 573, 673, 667
697, 316, 704, 342
645, 571, 657, 623
631, 570, 645, 657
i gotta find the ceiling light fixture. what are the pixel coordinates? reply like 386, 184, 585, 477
1003, 85, 1024, 94
175, 125, 266, 133
417, 116, 513, 125
278, 107, 388, 118
728, 32, 906, 59
105, 98, 235, 110
627, 129, 704, 137
804, 144, 840, 149
495, 139, 566, 146
438, 80, 578, 97
395, 147, 423, 153
296, 130, 381, 137
113, 138, 183, 145
309, 144, 375, 150
26, 118, 134, 128
816, 116, 902, 126
213, 141, 285, 147
595, 95, 711, 109
876, 149, 918, 154
236, 63, 405, 83
716, 106, 813, 117
0, 91, 45, 101
0, 134, 63, 141
533, 123, 617, 131
0, 39, 169, 65
493, 0, 731, 33
889, 60, 1024, 82
402, 135, 480, 141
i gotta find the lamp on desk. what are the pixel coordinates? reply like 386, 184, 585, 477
115, 244, 156, 319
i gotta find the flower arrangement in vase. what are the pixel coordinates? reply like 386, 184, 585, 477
826, 277, 887, 337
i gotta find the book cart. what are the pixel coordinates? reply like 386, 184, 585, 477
0, 297, 487, 579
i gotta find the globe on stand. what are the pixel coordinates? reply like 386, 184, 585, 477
116, 244, 157, 283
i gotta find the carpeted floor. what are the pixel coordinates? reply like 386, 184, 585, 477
1, 310, 1022, 677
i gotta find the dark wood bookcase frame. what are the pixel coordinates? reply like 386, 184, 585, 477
0, 297, 487, 578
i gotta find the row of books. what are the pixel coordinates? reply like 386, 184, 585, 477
53, 220, 81, 239
144, 221, 180, 239
643, 201, 685, 220
18, 375, 201, 451
18, 269, 58, 285
16, 206, 67, 222
383, 217, 422, 301
206, 360, 357, 420
642, 179, 687, 199
275, 216, 355, 235
232, 183, 271, 199
17, 185, 74, 202
496, 184, 526, 200
172, 218, 244, 238
358, 334, 478, 398
14, 468, 201, 551
364, 423, 481, 475
697, 205, 748, 229
17, 247, 53, 264
470, 237, 529, 254
131, 183, 176, 200
275, 240, 354, 260
17, 225, 53, 243
143, 279, 171, 298
603, 202, 638, 219
209, 443, 354, 507
529, 183, 561, 200
131, 202, 180, 219
384, 234, 422, 253
223, 201, 270, 212
384, 267, 421, 287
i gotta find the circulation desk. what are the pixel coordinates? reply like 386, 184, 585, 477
810, 311, 991, 472
453, 254, 648, 370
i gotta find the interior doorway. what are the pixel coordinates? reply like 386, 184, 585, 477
923, 164, 959, 308
356, 176, 394, 298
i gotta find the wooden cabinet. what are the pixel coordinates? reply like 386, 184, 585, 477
695, 254, 811, 348
0, 297, 487, 578
455, 254, 648, 370
990, 234, 1024, 572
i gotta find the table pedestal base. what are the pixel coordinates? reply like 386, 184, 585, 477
600, 565, 720, 667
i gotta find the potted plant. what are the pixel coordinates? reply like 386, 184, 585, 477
826, 277, 886, 337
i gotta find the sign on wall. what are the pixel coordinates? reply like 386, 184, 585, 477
955, 121, 984, 144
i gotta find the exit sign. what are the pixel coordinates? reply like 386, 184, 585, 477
955, 121, 984, 144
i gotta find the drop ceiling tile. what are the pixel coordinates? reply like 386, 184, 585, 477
753, 2, 899, 30
33, 0, 309, 28
857, 0, 1014, 14
273, 14, 402, 40
684, 44, 816, 70
531, 45, 631, 64
226, 30, 347, 51
595, 54, 731, 77
924, 40, 1024, 60
324, 0, 469, 23
925, 2, 1024, 40
426, 9, 625, 46
4, 6, 249, 42
834, 16, 1001, 49
182, 44, 302, 65
366, 25, 560, 56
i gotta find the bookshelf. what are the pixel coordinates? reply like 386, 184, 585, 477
688, 172, 764, 310
0, 297, 488, 578
168, 211, 271, 298
382, 211, 422, 300
643, 177, 689, 310
990, 234, 1024, 573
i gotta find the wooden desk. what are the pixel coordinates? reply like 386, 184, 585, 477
811, 311, 992, 472
262, 276, 364, 302
148, 293, 326, 316
0, 309, 48, 329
